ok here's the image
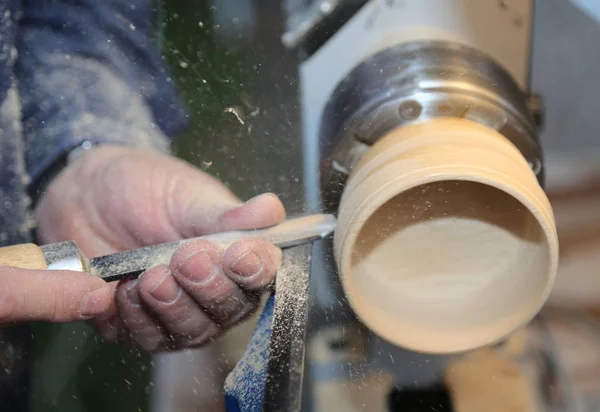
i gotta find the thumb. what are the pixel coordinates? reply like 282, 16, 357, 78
215, 193, 287, 233
0, 267, 112, 323
177, 192, 286, 237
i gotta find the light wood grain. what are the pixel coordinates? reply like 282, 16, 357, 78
0, 243, 47, 270
334, 118, 558, 354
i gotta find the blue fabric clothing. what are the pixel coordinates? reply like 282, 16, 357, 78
224, 293, 275, 412
0, 0, 187, 247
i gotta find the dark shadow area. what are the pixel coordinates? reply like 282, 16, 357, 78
388, 385, 453, 412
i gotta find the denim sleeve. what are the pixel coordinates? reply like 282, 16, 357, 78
15, 0, 188, 184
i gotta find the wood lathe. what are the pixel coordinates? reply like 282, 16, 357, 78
221, 1, 592, 412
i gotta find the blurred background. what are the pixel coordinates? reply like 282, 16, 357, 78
26, 0, 600, 410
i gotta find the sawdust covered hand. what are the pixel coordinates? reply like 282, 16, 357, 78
36, 145, 285, 352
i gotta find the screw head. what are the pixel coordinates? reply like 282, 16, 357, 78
398, 100, 422, 121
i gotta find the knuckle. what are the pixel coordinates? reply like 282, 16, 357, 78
115, 287, 136, 311
129, 323, 158, 338
163, 310, 218, 346
149, 294, 198, 329
176, 323, 220, 349
120, 323, 164, 351
173, 240, 222, 263
138, 342, 158, 353
195, 276, 234, 304
221, 301, 256, 327
138, 266, 170, 292
136, 335, 165, 353
229, 238, 261, 255
223, 239, 251, 260
163, 306, 194, 329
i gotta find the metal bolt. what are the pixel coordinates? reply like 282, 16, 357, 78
398, 100, 422, 120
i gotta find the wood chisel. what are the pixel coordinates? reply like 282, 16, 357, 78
0, 214, 336, 282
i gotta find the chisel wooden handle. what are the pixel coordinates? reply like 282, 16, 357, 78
0, 214, 338, 279
0, 243, 48, 270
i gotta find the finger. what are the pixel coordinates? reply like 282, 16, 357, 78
93, 311, 121, 342
115, 278, 169, 352
0, 267, 111, 323
91, 282, 120, 341
216, 193, 287, 233
170, 240, 255, 327
176, 192, 286, 237
138, 265, 220, 348
222, 238, 283, 289
168, 167, 242, 237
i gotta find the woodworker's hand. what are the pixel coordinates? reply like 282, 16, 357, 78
36, 145, 285, 351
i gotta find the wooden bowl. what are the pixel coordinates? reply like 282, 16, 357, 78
334, 118, 559, 354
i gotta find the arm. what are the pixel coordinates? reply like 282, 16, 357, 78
15, 0, 287, 353
15, 0, 187, 202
